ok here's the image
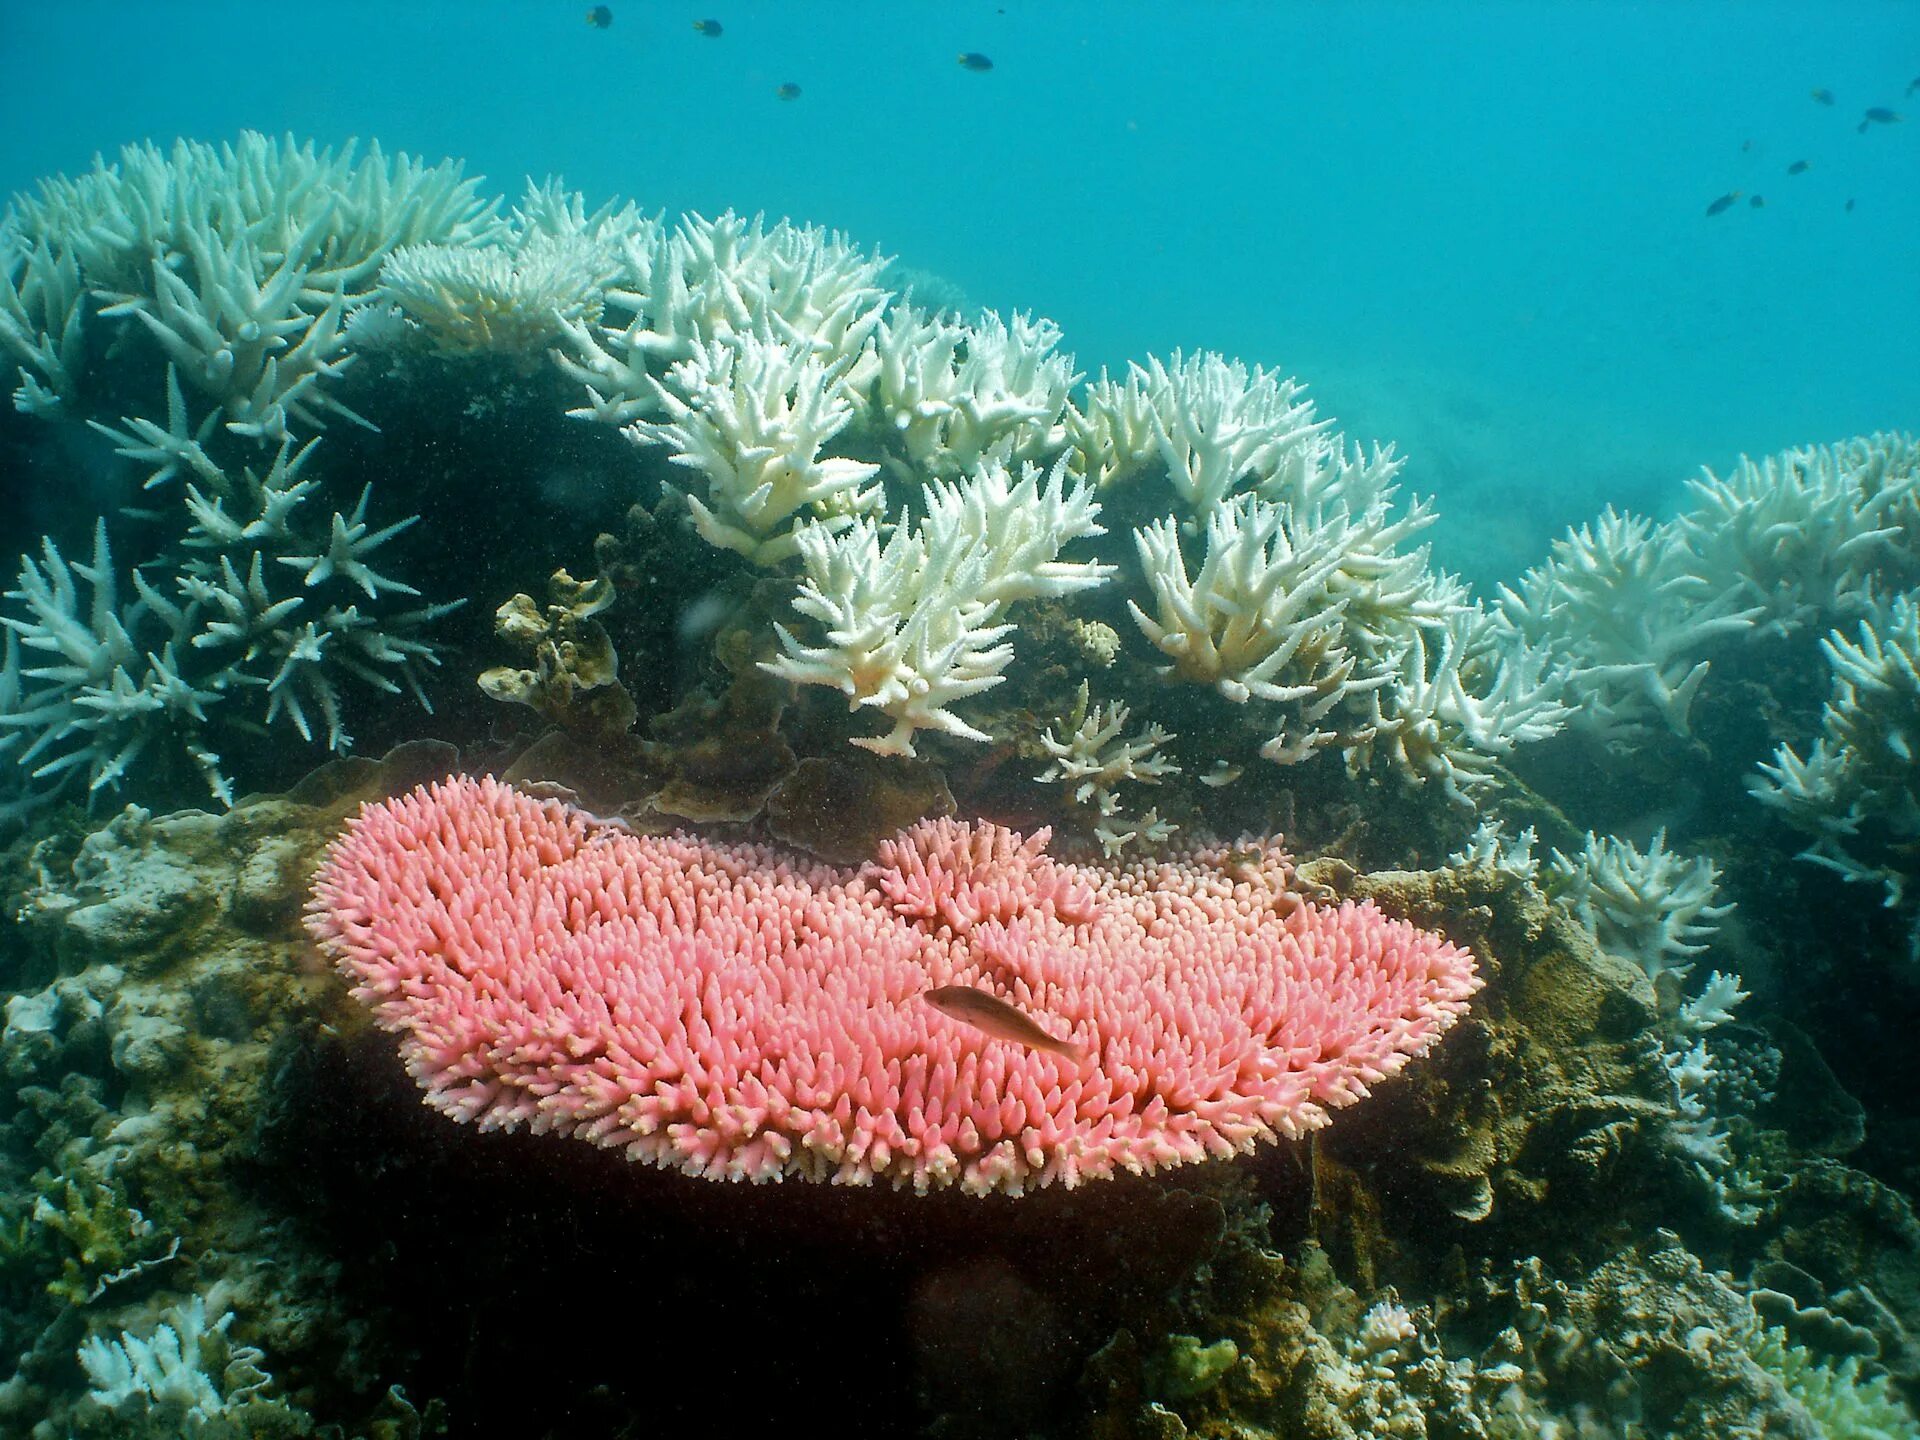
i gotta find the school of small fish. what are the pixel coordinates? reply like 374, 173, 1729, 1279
1704, 78, 1911, 219
578, 9, 998, 100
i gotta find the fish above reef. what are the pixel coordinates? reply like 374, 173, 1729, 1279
1858, 107, 1902, 131
775, 82, 802, 100
957, 51, 994, 71
1811, 87, 1835, 105
924, 985, 1083, 1062
1787, 159, 1810, 174
692, 18, 723, 36
1704, 190, 1741, 216
585, 5, 612, 28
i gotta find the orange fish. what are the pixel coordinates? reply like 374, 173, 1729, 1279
924, 986, 1083, 1062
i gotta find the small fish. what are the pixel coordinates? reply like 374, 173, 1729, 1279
1749, 194, 1765, 208
692, 18, 722, 36
1909, 76, 1920, 98
1704, 190, 1741, 217
957, 51, 994, 71
1845, 197, 1856, 212
585, 5, 612, 28
924, 986, 1083, 1062
1811, 87, 1835, 106
774, 82, 802, 101
1862, 106, 1902, 125
1740, 138, 1753, 153
1787, 159, 1810, 174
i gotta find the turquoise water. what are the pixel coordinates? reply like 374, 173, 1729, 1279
5, 1, 1916, 580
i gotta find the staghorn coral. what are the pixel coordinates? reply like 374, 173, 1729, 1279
626, 331, 884, 564
0, 441, 455, 808
305, 775, 1481, 1197
1545, 829, 1733, 991
557, 209, 891, 427
1500, 507, 1761, 743
1751, 588, 1920, 904
764, 456, 1114, 756
2, 131, 501, 440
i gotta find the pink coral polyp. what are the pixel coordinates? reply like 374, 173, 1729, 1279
306, 776, 1481, 1196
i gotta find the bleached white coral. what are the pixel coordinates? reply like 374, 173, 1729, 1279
558, 210, 890, 426
1035, 681, 1179, 817
78, 1294, 272, 1427
0, 442, 454, 806
0, 223, 87, 414
378, 231, 617, 354
764, 458, 1112, 755
1750, 588, 1920, 904
1349, 608, 1572, 805
1546, 829, 1733, 988
1501, 508, 1761, 742
1128, 491, 1355, 706
1680, 440, 1906, 637
1448, 819, 1541, 883
626, 333, 883, 564
2, 131, 501, 444
859, 307, 1076, 480
1066, 350, 1327, 516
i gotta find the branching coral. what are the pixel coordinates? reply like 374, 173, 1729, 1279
557, 210, 891, 426
1751, 588, 1920, 903
3, 131, 502, 441
1500, 507, 1761, 742
765, 457, 1113, 755
1546, 829, 1733, 989
627, 332, 883, 564
0, 443, 455, 807
858, 307, 1076, 480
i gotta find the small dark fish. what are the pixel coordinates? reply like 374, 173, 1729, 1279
1740, 138, 1753, 153
1749, 194, 1765, 208
692, 18, 722, 36
1846, 197, 1856, 212
957, 51, 994, 71
1787, 159, 1810, 174
775, 82, 802, 101
1863, 106, 1902, 124
585, 5, 612, 28
1704, 190, 1742, 217
1909, 76, 1920, 97
924, 986, 1083, 1062
1811, 87, 1835, 106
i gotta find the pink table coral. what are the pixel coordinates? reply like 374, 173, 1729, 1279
307, 776, 1480, 1196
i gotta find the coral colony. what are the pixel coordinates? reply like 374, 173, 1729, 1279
306, 776, 1480, 1195
2, 132, 1918, 1437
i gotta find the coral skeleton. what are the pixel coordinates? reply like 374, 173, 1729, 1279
1501, 508, 1761, 741
765, 457, 1113, 755
859, 307, 1077, 480
1750, 587, 1920, 904
1035, 681, 1179, 818
1547, 829, 1733, 989
627, 332, 884, 564
0, 442, 454, 807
